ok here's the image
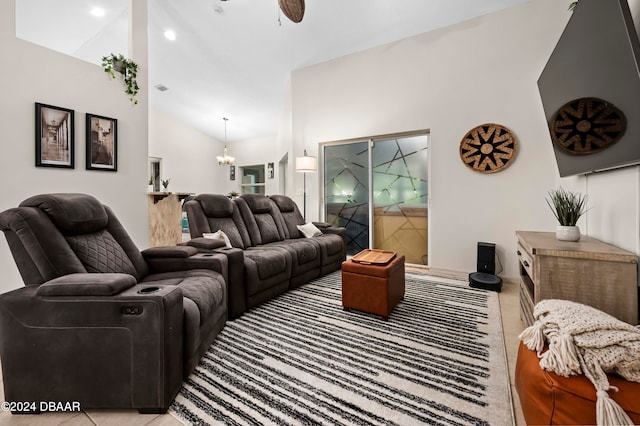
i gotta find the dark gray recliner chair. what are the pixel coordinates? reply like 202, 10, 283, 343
236, 194, 323, 288
269, 194, 347, 276
0, 193, 228, 413
185, 194, 291, 318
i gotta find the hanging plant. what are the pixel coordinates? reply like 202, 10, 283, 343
101, 53, 139, 105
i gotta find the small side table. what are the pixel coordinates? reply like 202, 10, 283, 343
341, 250, 405, 320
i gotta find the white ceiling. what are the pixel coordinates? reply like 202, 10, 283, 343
16, 0, 529, 142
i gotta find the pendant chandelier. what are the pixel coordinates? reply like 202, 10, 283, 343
216, 117, 234, 166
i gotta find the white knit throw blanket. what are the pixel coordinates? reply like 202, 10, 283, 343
518, 299, 640, 426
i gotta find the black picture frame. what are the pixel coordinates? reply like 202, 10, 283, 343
86, 113, 117, 171
267, 162, 274, 179
35, 103, 74, 168
230, 165, 236, 180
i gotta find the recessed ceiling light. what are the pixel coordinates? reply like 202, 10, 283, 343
90, 7, 105, 17
164, 30, 176, 41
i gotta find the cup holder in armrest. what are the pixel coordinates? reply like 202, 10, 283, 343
138, 286, 161, 294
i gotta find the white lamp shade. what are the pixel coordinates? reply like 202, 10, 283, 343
295, 155, 317, 172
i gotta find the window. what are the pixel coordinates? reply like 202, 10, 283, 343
240, 164, 265, 195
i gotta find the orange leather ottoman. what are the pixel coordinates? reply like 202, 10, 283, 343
341, 251, 405, 320
515, 341, 640, 425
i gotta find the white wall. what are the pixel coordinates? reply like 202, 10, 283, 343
149, 106, 230, 194
148, 108, 288, 197
559, 167, 640, 255
285, 0, 570, 279
231, 136, 283, 196
0, 0, 149, 292
277, 78, 296, 197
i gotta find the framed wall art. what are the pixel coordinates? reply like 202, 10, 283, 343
35, 103, 74, 168
230, 165, 236, 181
86, 113, 117, 171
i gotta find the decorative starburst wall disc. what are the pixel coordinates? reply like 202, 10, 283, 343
550, 97, 626, 155
459, 123, 518, 173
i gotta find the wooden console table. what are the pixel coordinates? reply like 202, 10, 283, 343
148, 192, 193, 247
516, 231, 638, 326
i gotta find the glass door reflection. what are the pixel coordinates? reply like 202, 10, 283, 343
323, 134, 428, 264
372, 135, 428, 265
323, 142, 370, 255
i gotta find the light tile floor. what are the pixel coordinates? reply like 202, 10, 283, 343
498, 278, 527, 426
0, 272, 526, 426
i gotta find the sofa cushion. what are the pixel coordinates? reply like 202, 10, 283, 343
66, 230, 138, 276
142, 269, 225, 326
196, 194, 234, 218
245, 248, 290, 281
317, 233, 345, 256
243, 194, 272, 214
270, 195, 295, 212
263, 239, 320, 266
20, 193, 108, 235
270, 194, 304, 238
37, 273, 136, 296
253, 214, 282, 244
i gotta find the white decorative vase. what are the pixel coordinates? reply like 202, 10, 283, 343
148, 184, 154, 193
556, 225, 580, 242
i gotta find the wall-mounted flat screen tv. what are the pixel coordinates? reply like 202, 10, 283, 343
538, 0, 640, 177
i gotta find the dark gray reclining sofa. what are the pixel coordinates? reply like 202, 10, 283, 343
0, 193, 230, 413
185, 193, 346, 319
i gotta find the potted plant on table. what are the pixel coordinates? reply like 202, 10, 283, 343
546, 187, 588, 242
161, 179, 170, 192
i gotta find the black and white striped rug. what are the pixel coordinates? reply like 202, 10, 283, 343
170, 272, 513, 425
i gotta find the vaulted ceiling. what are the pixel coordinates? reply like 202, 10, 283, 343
16, 0, 529, 142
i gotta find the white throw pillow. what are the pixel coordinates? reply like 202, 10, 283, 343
202, 230, 232, 248
297, 223, 322, 238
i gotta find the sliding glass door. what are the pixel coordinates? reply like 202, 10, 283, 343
324, 141, 370, 255
372, 136, 428, 264
323, 133, 429, 264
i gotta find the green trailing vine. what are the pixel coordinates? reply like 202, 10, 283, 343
101, 53, 139, 105
569, 1, 578, 11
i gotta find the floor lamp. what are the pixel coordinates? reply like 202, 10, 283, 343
295, 150, 317, 221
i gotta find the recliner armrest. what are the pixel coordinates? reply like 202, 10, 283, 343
313, 223, 347, 251
312, 221, 331, 228
141, 245, 199, 258
36, 273, 136, 297
143, 245, 228, 275
144, 248, 229, 279
182, 243, 246, 320
316, 224, 347, 238
185, 237, 226, 251
313, 222, 347, 236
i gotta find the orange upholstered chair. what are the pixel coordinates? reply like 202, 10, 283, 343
515, 341, 640, 425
